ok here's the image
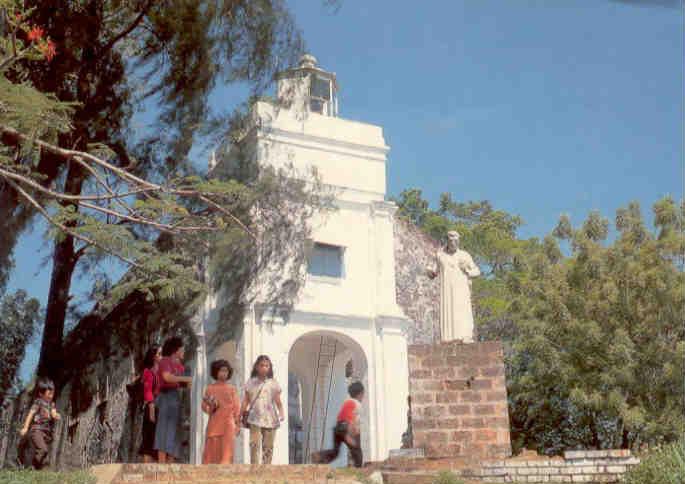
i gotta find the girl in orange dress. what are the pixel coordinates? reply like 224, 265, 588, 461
202, 359, 240, 464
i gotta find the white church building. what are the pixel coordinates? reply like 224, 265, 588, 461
192, 54, 412, 466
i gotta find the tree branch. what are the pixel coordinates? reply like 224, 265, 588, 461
78, 201, 219, 234
0, 166, 220, 235
197, 193, 256, 241
4, 177, 143, 270
99, 0, 155, 55
1, 124, 255, 239
70, 156, 136, 216
0, 166, 153, 202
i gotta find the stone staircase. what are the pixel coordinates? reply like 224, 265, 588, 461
376, 457, 485, 484
92, 462, 490, 484
95, 463, 367, 484
92, 450, 637, 484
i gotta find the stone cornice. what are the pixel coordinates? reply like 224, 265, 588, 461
376, 314, 411, 337
370, 200, 399, 218
257, 126, 389, 162
253, 307, 407, 331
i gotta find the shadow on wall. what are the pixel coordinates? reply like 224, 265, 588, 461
393, 216, 441, 345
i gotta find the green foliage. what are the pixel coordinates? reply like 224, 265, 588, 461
393, 187, 527, 341
624, 440, 685, 484
0, 470, 95, 484
510, 197, 685, 453
431, 471, 465, 484
0, 0, 76, 289
0, 290, 40, 405
396, 188, 685, 454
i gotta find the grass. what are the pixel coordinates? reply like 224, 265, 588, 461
0, 470, 96, 484
432, 471, 466, 484
623, 439, 685, 484
329, 467, 377, 484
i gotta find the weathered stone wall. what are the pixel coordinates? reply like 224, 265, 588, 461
408, 340, 511, 460
393, 216, 440, 344
0, 349, 140, 470
475, 449, 641, 483
0, 292, 196, 470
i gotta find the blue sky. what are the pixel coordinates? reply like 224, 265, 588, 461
285, 0, 683, 237
7, 0, 684, 379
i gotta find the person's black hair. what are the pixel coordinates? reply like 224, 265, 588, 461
211, 359, 233, 380
161, 337, 184, 357
348, 381, 364, 399
142, 345, 160, 370
35, 378, 55, 396
250, 355, 274, 379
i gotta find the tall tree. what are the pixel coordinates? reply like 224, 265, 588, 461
0, 290, 41, 406
0, 0, 331, 384
509, 198, 685, 453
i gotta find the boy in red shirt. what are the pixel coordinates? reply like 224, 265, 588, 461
313, 381, 364, 467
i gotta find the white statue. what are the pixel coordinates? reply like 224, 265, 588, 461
428, 231, 480, 343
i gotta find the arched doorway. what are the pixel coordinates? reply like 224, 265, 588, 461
288, 331, 368, 466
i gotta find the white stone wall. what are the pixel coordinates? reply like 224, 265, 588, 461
476, 450, 640, 483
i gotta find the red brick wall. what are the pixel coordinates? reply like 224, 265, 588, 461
408, 340, 512, 460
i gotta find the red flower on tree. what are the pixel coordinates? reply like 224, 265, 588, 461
27, 26, 44, 42
38, 39, 57, 62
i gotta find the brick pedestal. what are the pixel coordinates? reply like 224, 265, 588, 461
408, 341, 512, 460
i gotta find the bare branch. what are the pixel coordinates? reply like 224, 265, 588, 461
0, 166, 153, 202
1, 124, 255, 239
0, 166, 220, 235
99, 0, 155, 55
4, 177, 143, 270
197, 193, 257, 241
78, 201, 219, 234
1, 125, 155, 189
70, 156, 136, 216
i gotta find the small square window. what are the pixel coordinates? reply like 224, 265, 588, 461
310, 76, 331, 101
308, 243, 344, 278
310, 98, 325, 114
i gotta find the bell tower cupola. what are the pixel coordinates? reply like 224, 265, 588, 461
276, 54, 339, 117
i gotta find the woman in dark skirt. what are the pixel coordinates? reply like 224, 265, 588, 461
139, 345, 161, 462
154, 337, 192, 463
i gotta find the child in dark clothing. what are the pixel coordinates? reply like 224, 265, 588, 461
312, 381, 364, 468
19, 378, 61, 469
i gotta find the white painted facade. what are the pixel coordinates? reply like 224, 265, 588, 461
196, 55, 410, 465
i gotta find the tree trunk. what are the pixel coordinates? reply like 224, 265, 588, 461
621, 427, 631, 449
36, 164, 85, 384
34, 0, 98, 383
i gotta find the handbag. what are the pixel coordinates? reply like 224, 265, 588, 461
241, 382, 265, 429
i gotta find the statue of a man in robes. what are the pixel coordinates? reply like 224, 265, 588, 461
428, 231, 481, 343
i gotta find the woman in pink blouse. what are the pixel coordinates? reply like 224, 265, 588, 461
154, 337, 192, 463
139, 345, 161, 462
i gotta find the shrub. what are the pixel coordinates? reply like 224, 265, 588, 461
623, 439, 685, 484
0, 470, 96, 484
432, 471, 465, 484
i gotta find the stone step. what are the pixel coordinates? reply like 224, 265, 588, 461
382, 471, 438, 484
116, 481, 361, 484
382, 471, 493, 484
112, 463, 364, 484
